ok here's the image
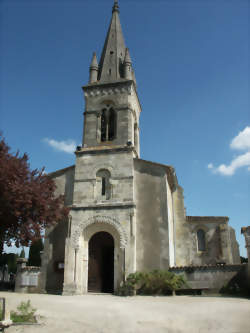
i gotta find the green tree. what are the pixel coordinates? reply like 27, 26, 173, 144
0, 253, 18, 273
28, 239, 44, 266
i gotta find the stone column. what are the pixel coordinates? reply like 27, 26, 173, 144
241, 226, 250, 286
127, 108, 133, 144
219, 223, 233, 264
15, 258, 27, 292
63, 238, 78, 295
173, 186, 190, 266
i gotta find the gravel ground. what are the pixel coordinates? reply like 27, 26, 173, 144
1, 292, 249, 333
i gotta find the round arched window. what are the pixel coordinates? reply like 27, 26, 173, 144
197, 229, 206, 252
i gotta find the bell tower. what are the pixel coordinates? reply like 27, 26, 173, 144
81, 0, 141, 157
63, 1, 141, 294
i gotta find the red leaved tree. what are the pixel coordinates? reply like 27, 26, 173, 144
0, 134, 69, 254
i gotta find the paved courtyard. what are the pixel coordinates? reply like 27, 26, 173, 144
1, 292, 249, 333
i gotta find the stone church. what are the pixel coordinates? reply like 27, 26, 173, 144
41, 1, 240, 295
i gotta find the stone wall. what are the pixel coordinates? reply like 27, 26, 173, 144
170, 264, 244, 293
40, 166, 74, 294
15, 258, 42, 294
185, 217, 240, 266
134, 159, 170, 271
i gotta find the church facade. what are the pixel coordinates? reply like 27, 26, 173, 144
41, 1, 240, 295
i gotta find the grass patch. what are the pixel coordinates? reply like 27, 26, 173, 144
10, 300, 37, 323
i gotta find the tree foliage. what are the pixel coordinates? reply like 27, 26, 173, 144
0, 253, 18, 273
0, 134, 69, 254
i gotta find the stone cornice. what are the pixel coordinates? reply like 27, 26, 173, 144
74, 176, 133, 183
70, 201, 135, 210
21, 266, 40, 272
48, 165, 75, 179
241, 226, 250, 247
169, 264, 244, 272
82, 79, 142, 113
83, 80, 133, 98
84, 106, 134, 116
75, 145, 136, 156
186, 216, 229, 223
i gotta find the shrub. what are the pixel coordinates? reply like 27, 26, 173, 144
220, 281, 250, 298
220, 269, 250, 298
11, 300, 37, 323
116, 270, 187, 296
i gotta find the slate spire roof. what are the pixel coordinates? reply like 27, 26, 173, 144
97, 0, 131, 82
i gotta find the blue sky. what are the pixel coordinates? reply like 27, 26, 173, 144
1, 0, 249, 257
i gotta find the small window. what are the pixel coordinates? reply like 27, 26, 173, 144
108, 108, 116, 140
101, 177, 106, 196
109, 69, 112, 75
197, 229, 206, 252
100, 106, 116, 142
101, 109, 107, 142
96, 169, 111, 200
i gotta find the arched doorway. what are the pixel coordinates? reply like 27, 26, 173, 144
88, 232, 114, 293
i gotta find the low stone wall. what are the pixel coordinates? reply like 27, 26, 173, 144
170, 264, 245, 292
15, 258, 42, 294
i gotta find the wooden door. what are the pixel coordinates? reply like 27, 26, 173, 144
88, 232, 114, 293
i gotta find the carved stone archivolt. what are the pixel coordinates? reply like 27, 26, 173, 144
71, 215, 128, 249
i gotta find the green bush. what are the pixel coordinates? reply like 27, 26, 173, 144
220, 281, 250, 298
11, 300, 37, 323
116, 270, 187, 296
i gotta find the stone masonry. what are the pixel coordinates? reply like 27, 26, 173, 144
40, 1, 240, 295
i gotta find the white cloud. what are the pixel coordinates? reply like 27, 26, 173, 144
213, 151, 250, 176
208, 126, 250, 176
43, 138, 76, 154
230, 126, 250, 151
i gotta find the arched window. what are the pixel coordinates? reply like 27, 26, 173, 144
108, 108, 115, 140
96, 169, 111, 200
100, 106, 116, 142
101, 109, 107, 142
197, 229, 206, 252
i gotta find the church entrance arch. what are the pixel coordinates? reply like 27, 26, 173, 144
88, 231, 114, 293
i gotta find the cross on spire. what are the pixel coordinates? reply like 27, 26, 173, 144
112, 0, 119, 13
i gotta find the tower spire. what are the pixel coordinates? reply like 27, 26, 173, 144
93, 0, 136, 84
98, 0, 125, 82
112, 0, 119, 13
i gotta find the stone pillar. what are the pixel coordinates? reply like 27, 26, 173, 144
219, 223, 233, 264
173, 186, 190, 266
39, 250, 46, 293
241, 226, 250, 286
62, 238, 78, 295
15, 258, 27, 292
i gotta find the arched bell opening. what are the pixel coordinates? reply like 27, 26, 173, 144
88, 231, 114, 293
